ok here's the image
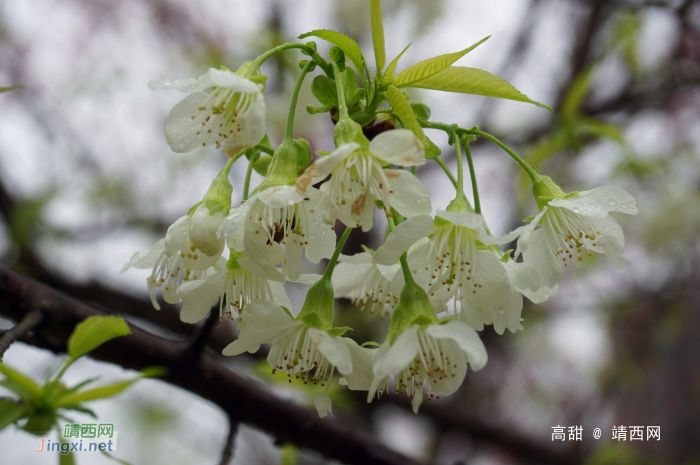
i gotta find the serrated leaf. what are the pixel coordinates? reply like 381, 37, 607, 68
383, 43, 411, 86
67, 316, 131, 361
386, 85, 426, 141
0, 364, 42, 399
409, 66, 551, 110
394, 36, 489, 87
298, 29, 365, 75
370, 0, 386, 71
311, 75, 338, 107
0, 399, 26, 430
0, 85, 22, 94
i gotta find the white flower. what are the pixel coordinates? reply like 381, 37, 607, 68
176, 252, 291, 324
295, 129, 431, 231
150, 68, 265, 154
516, 186, 639, 288
223, 299, 353, 387
369, 320, 487, 413
120, 238, 222, 310
165, 207, 226, 271
373, 212, 529, 334
218, 185, 335, 281
332, 252, 402, 318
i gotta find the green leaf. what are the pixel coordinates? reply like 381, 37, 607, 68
306, 104, 333, 115
409, 102, 431, 121
0, 398, 26, 430
311, 75, 338, 107
298, 30, 366, 76
22, 410, 55, 435
386, 85, 426, 141
576, 117, 625, 144
408, 66, 551, 110
0, 364, 42, 399
370, 0, 386, 71
560, 67, 594, 121
0, 85, 22, 94
60, 404, 97, 418
58, 379, 138, 405
139, 366, 168, 378
383, 43, 411, 86
393, 36, 490, 87
67, 316, 131, 362
342, 69, 358, 107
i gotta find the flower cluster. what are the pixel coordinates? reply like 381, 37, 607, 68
123, 12, 638, 418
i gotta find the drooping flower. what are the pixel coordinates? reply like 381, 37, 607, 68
331, 251, 402, 318
150, 66, 266, 154
219, 185, 336, 281
296, 129, 431, 231
120, 238, 222, 310
176, 250, 291, 324
366, 280, 487, 413
223, 276, 356, 417
516, 175, 639, 289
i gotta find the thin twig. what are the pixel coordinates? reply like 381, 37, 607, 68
0, 310, 42, 359
185, 308, 221, 360
218, 417, 240, 465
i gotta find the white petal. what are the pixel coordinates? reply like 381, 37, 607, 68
237, 256, 285, 283
338, 252, 374, 265
340, 339, 375, 391
313, 393, 333, 418
302, 201, 336, 264
436, 210, 485, 231
257, 185, 305, 209
427, 320, 487, 371
120, 239, 165, 274
165, 216, 190, 257
222, 299, 298, 356
514, 209, 547, 256
373, 215, 435, 266
376, 263, 401, 281
308, 328, 353, 375
521, 228, 563, 288
296, 143, 359, 193
243, 217, 274, 265
270, 282, 293, 311
369, 129, 425, 166
411, 393, 424, 414
164, 92, 213, 153
431, 347, 467, 396
282, 234, 304, 281
384, 170, 431, 218
219, 200, 254, 251
332, 262, 375, 296
521, 283, 558, 304
369, 327, 419, 397
178, 270, 227, 324
550, 187, 638, 218
189, 204, 225, 257
205, 68, 261, 93
502, 261, 540, 293
294, 273, 323, 285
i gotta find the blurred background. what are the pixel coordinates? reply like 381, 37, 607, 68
1, 0, 699, 464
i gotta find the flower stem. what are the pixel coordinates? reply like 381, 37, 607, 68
463, 141, 481, 214
221, 149, 245, 176
322, 226, 354, 280
253, 43, 313, 67
242, 154, 258, 201
454, 133, 465, 194
383, 207, 415, 285
434, 157, 458, 189
330, 60, 350, 121
283, 60, 316, 143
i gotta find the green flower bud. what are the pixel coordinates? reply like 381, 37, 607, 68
297, 276, 335, 330
532, 174, 566, 210
294, 138, 312, 174
386, 281, 439, 344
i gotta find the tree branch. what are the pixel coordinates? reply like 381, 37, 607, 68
0, 264, 425, 465
0, 310, 42, 359
219, 417, 240, 465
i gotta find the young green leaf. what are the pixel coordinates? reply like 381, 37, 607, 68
0, 398, 26, 430
57, 379, 138, 405
59, 443, 76, 465
102, 451, 133, 465
67, 316, 131, 361
393, 36, 489, 87
560, 66, 594, 121
408, 66, 551, 110
383, 43, 411, 86
0, 85, 22, 94
311, 75, 338, 107
0, 363, 42, 398
385, 85, 426, 141
370, 0, 386, 71
60, 404, 98, 418
298, 30, 366, 76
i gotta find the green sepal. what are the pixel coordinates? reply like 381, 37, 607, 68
279, 306, 295, 320
523, 216, 536, 222
299, 312, 324, 329
445, 193, 471, 213
296, 276, 335, 330
386, 281, 439, 345
0, 85, 22, 94
187, 200, 203, 216
294, 138, 312, 173
227, 249, 245, 270
536, 196, 555, 211
247, 75, 268, 91
317, 151, 331, 156
327, 326, 353, 337
252, 155, 272, 176
203, 168, 234, 215
260, 140, 299, 189
306, 104, 333, 115
361, 341, 381, 347
499, 249, 514, 263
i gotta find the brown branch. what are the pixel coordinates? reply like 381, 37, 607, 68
0, 264, 425, 465
0, 310, 42, 359
219, 417, 240, 465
